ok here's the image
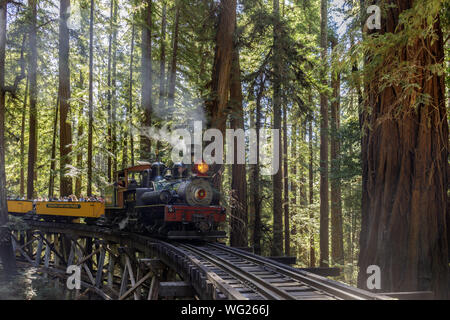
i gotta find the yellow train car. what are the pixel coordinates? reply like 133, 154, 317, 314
7, 200, 34, 215
35, 201, 105, 218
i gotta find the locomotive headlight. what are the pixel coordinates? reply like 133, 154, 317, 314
195, 162, 209, 175
195, 188, 207, 200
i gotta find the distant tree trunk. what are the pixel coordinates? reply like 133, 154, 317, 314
155, 1, 167, 157
308, 110, 315, 267
330, 38, 343, 266
59, 0, 73, 197
282, 103, 289, 256
111, 0, 118, 174
229, 42, 248, 248
48, 97, 59, 198
0, 0, 17, 275
87, 0, 94, 196
290, 124, 297, 245
167, 4, 179, 110
271, 0, 283, 257
158, 1, 167, 112
75, 71, 84, 197
20, 77, 28, 198
106, 0, 118, 179
252, 78, 263, 255
27, 0, 38, 200
358, 2, 448, 298
128, 22, 135, 167
319, 0, 329, 267
140, 0, 153, 160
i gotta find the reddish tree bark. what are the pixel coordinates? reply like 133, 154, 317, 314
358, 1, 448, 298
229, 43, 248, 248
271, 0, 283, 257
27, 0, 38, 200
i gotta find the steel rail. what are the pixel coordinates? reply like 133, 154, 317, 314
177, 243, 300, 300
208, 243, 393, 300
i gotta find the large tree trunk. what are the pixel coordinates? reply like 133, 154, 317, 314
229, 42, 248, 248
87, 0, 94, 196
330, 38, 343, 266
111, 0, 118, 174
140, 0, 152, 160
319, 0, 329, 267
205, 0, 236, 191
27, 0, 38, 200
59, 0, 73, 197
358, 1, 448, 298
271, 0, 283, 257
0, 0, 17, 275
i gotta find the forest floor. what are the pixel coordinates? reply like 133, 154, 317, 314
0, 266, 66, 300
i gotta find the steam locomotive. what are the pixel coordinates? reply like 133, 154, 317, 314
102, 161, 226, 239
7, 161, 226, 240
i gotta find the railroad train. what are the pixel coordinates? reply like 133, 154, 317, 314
7, 161, 226, 240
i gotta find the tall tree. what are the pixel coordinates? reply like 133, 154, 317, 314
167, 4, 179, 110
128, 22, 135, 167
0, 0, 16, 275
271, 0, 283, 257
251, 77, 264, 255
19, 77, 28, 198
27, 0, 38, 200
229, 41, 248, 248
140, 0, 152, 160
205, 0, 236, 191
330, 37, 343, 265
48, 97, 58, 198
205, 0, 236, 134
319, 0, 329, 267
282, 103, 289, 256
358, 0, 449, 298
158, 1, 167, 112
87, 0, 94, 196
308, 113, 315, 267
59, 0, 73, 197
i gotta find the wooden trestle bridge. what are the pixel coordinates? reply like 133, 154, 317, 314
8, 220, 393, 300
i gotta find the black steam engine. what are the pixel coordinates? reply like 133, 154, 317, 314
104, 161, 226, 240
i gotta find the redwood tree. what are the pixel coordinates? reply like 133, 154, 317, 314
59, 0, 73, 197
358, 1, 449, 298
27, 0, 38, 200
229, 41, 248, 248
319, 0, 329, 268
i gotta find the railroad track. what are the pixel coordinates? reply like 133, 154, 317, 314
15, 220, 392, 300
174, 242, 391, 300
